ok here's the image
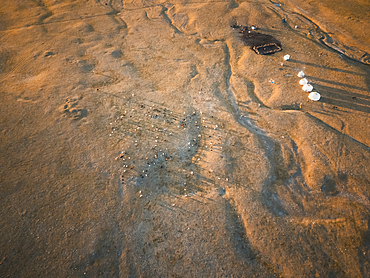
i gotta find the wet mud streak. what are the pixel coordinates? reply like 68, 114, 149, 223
232, 24, 282, 55
225, 200, 257, 261
222, 42, 259, 132
161, 6, 182, 34
33, 0, 53, 27
219, 42, 295, 216
97, 0, 127, 30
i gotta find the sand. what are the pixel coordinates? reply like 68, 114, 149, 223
1, 0, 370, 277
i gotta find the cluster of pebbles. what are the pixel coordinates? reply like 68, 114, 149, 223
108, 99, 225, 197
284, 55, 321, 101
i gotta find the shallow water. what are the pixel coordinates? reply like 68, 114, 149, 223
1, 0, 370, 277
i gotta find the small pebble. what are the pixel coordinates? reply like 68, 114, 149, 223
283, 54, 290, 61
297, 71, 305, 78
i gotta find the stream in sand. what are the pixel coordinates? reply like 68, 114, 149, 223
1, 0, 370, 277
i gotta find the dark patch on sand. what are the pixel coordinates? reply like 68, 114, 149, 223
232, 24, 282, 55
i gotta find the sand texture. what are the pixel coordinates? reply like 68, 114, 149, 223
1, 0, 370, 277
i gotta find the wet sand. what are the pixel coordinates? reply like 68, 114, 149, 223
1, 0, 370, 277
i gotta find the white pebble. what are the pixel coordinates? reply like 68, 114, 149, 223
299, 78, 308, 85
308, 92, 321, 101
297, 71, 305, 78
283, 54, 290, 61
302, 84, 313, 92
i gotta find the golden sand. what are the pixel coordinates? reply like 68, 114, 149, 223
1, 0, 369, 276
